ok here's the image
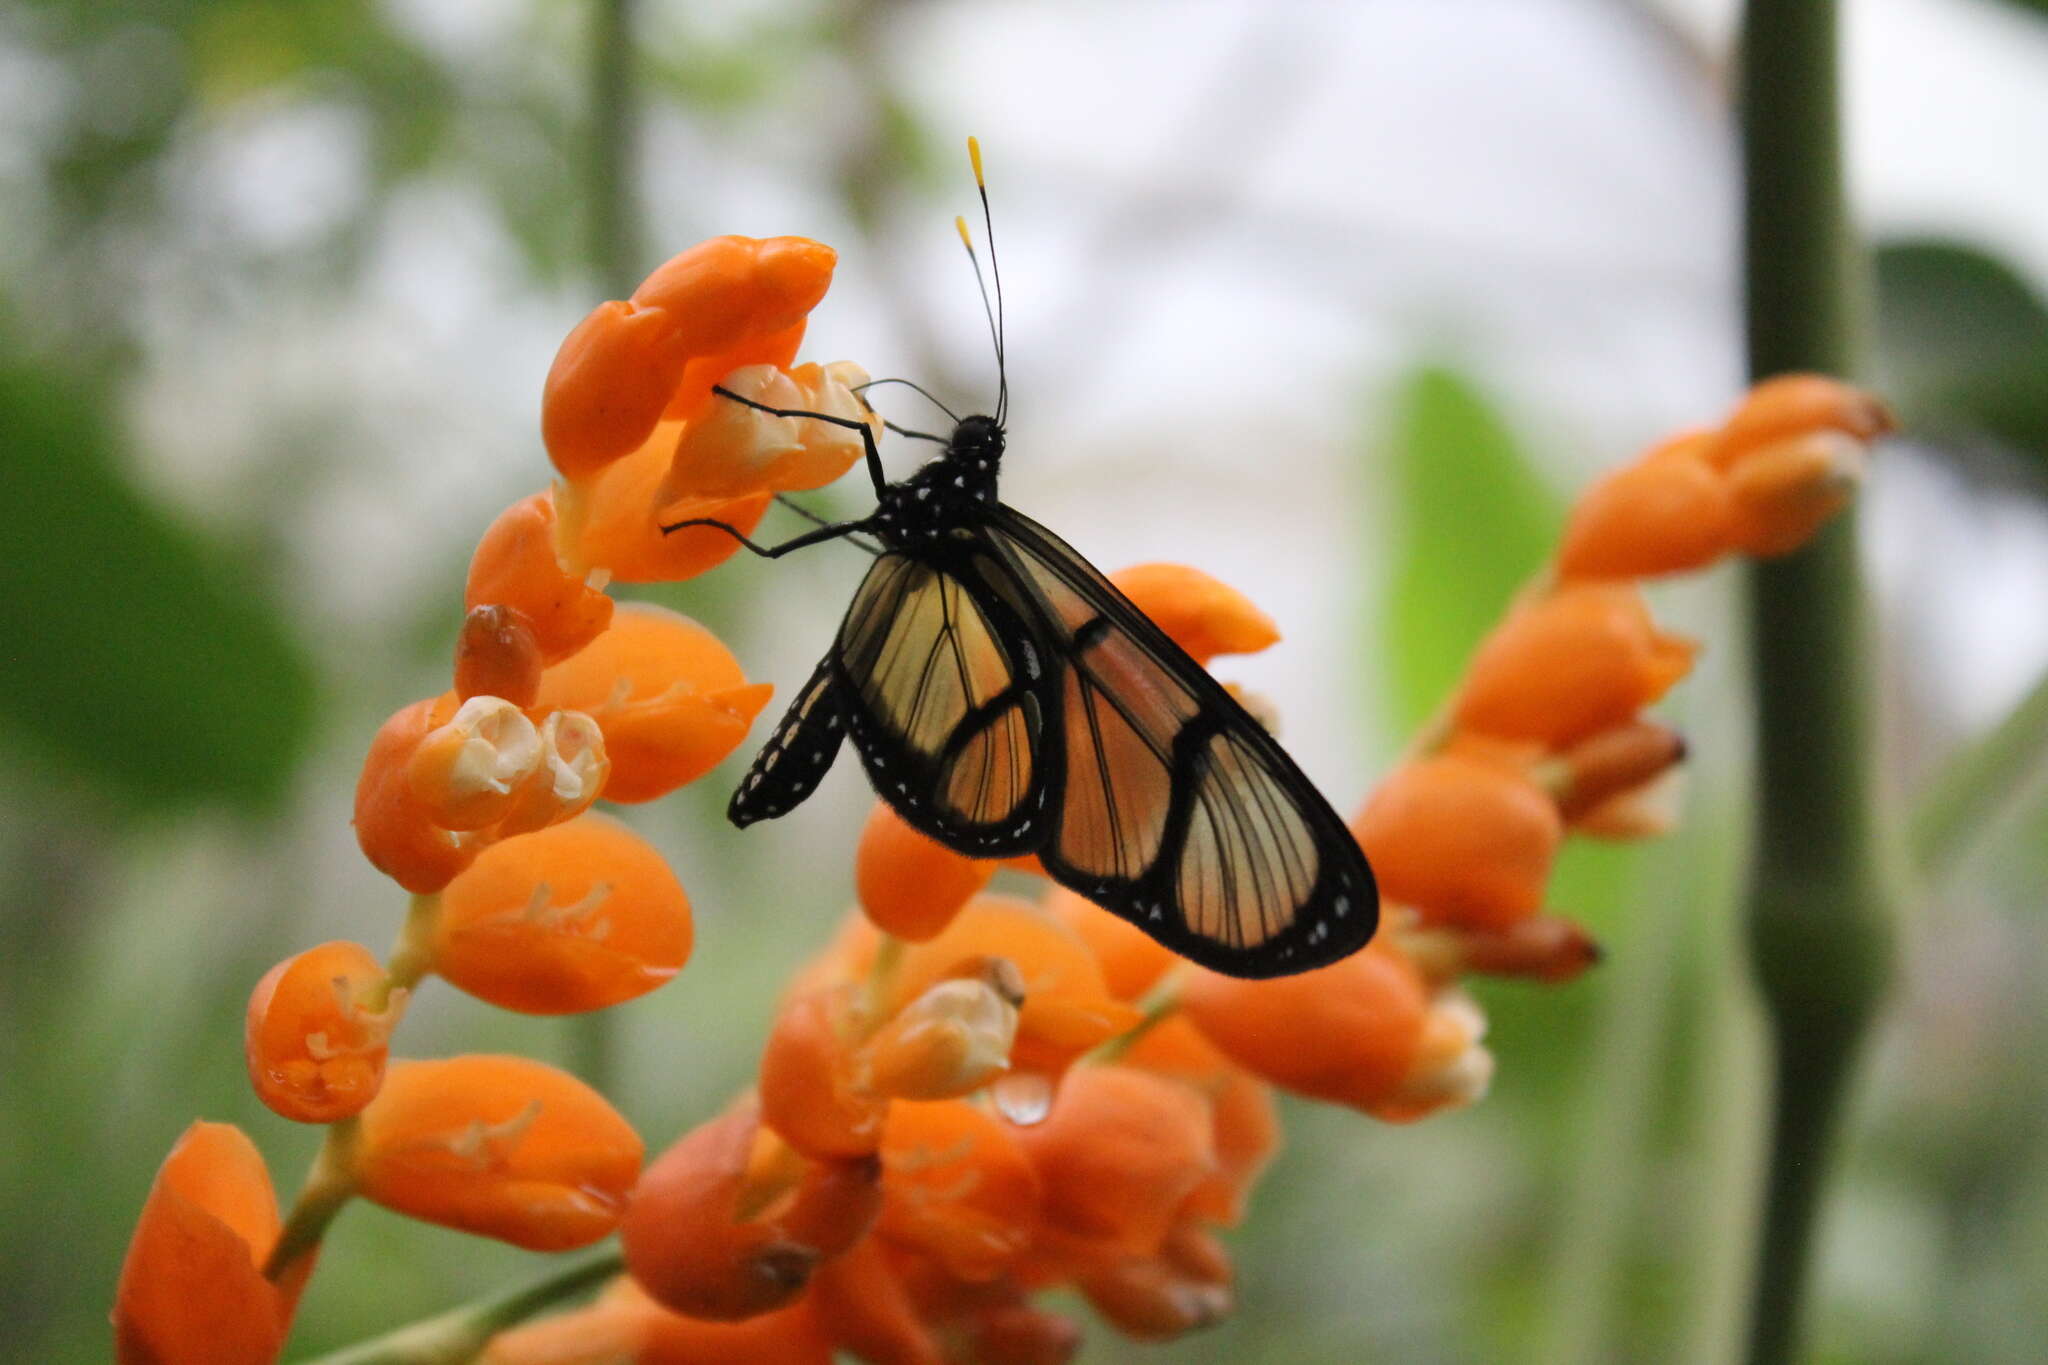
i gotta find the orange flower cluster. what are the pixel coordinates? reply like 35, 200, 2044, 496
1357, 375, 1890, 984
113, 225, 1886, 1365
115, 236, 876, 1365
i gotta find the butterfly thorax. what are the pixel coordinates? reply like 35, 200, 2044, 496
868, 414, 1005, 550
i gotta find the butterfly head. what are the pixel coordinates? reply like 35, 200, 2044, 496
946, 413, 1006, 483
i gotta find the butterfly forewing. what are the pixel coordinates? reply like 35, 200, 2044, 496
831, 550, 1058, 855
729, 656, 848, 827
983, 505, 1379, 977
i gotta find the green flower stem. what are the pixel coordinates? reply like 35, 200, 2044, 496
266, 1119, 361, 1282
1737, 3, 1896, 1363
590, 0, 643, 299
292, 1248, 623, 1365
1091, 966, 1188, 1064
380, 893, 440, 1008
1910, 667, 2048, 880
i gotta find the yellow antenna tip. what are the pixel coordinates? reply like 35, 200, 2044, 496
967, 136, 985, 188
955, 214, 974, 251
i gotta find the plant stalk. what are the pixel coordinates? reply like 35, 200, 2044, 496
292, 1249, 622, 1365
1736, 3, 1895, 1363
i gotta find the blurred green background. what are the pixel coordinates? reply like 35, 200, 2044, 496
3, 2, 2046, 1361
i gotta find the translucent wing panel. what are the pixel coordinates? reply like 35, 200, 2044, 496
842, 559, 1013, 757
1176, 731, 1322, 950
983, 504, 1380, 978
942, 696, 1035, 826
1053, 629, 1189, 881
834, 552, 1046, 842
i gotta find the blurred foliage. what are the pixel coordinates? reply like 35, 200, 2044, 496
1373, 364, 1559, 734
0, 351, 315, 811
0, 3, 2043, 1364
1875, 238, 2048, 486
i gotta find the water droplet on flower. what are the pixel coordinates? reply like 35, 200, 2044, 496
990, 1071, 1054, 1126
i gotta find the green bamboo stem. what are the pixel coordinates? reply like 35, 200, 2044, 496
1910, 668, 2048, 880
292, 1249, 623, 1365
1737, 3, 1896, 1363
589, 0, 643, 300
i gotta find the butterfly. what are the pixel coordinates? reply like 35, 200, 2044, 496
664, 141, 1377, 979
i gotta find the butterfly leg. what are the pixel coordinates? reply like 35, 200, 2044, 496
710, 383, 890, 499
659, 513, 870, 559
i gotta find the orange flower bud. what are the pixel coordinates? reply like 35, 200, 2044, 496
533, 604, 772, 803
353, 1055, 641, 1250
1178, 939, 1429, 1115
663, 320, 811, 423
1452, 582, 1696, 747
1723, 429, 1869, 557
1121, 1017, 1278, 1227
879, 1100, 1041, 1282
1704, 373, 1893, 471
1369, 986, 1494, 1123
466, 493, 615, 664
245, 941, 398, 1123
1406, 913, 1604, 983
629, 237, 835, 390
481, 1278, 834, 1365
114, 1122, 292, 1365
541, 236, 836, 479
889, 897, 1143, 1080
407, 696, 544, 832
1350, 751, 1563, 932
1042, 885, 1176, 1001
856, 800, 996, 941
1108, 563, 1279, 666
806, 1235, 946, 1365
623, 1104, 880, 1322
861, 968, 1023, 1101
759, 987, 889, 1160
1013, 1065, 1216, 1259
566, 417, 772, 585
355, 695, 476, 894
431, 813, 692, 1014
1573, 766, 1685, 840
1546, 720, 1686, 822
489, 711, 611, 837
957, 1303, 1084, 1365
657, 361, 878, 504
543, 302, 697, 484
1075, 1223, 1234, 1342
456, 604, 545, 707
1555, 432, 1736, 580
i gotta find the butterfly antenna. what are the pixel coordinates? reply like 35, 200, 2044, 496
954, 135, 1003, 421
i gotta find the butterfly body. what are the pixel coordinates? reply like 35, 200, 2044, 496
721, 406, 1380, 979
867, 415, 1005, 541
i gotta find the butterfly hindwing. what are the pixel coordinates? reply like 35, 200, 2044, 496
984, 505, 1380, 978
729, 656, 848, 828
829, 549, 1061, 857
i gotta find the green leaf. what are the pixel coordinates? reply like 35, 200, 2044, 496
1373, 364, 1559, 733
0, 356, 317, 811
1875, 238, 2048, 480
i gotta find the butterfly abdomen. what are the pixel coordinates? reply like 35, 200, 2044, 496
728, 657, 848, 827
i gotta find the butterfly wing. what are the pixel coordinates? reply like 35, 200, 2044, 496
729, 656, 847, 828
830, 549, 1061, 857
982, 504, 1379, 978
